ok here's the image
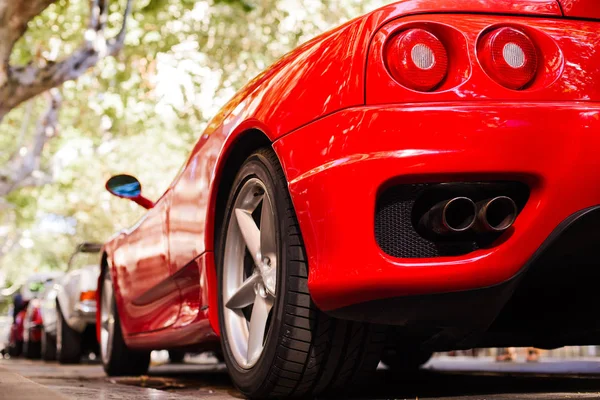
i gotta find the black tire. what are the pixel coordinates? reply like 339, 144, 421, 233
168, 350, 186, 363
56, 304, 82, 364
8, 341, 23, 357
217, 148, 385, 399
41, 328, 57, 361
101, 270, 151, 376
24, 335, 41, 359
381, 347, 433, 371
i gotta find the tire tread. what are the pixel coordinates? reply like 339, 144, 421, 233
244, 148, 384, 398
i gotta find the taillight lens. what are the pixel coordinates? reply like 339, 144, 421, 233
386, 29, 448, 92
479, 27, 538, 90
80, 290, 96, 302
32, 308, 42, 325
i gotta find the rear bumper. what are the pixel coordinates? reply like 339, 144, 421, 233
328, 206, 600, 332
69, 301, 97, 331
273, 102, 600, 312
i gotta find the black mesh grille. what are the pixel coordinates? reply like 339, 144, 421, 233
375, 184, 477, 258
374, 182, 530, 259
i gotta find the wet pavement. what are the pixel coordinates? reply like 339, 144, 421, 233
2, 356, 600, 399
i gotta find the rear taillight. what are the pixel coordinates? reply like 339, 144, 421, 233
478, 27, 538, 90
386, 29, 448, 92
32, 308, 42, 325
80, 290, 96, 302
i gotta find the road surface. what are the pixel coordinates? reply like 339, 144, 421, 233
2, 355, 600, 399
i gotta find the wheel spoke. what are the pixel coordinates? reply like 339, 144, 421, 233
246, 294, 273, 366
259, 197, 277, 294
235, 208, 262, 266
226, 273, 260, 310
259, 197, 276, 260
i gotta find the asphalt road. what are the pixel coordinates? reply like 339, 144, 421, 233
3, 356, 600, 399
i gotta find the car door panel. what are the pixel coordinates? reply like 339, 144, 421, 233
115, 194, 180, 334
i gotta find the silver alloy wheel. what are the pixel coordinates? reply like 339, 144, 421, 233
100, 273, 115, 365
223, 178, 278, 369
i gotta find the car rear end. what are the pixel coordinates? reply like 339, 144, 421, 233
24, 299, 43, 343
59, 264, 100, 330
275, 0, 600, 342
73, 265, 99, 325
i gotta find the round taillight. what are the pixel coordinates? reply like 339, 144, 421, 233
386, 29, 448, 92
479, 27, 538, 90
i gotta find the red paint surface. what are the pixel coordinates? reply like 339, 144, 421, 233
100, 1, 599, 349
274, 103, 600, 310
558, 0, 600, 19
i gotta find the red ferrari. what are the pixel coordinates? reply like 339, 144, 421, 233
98, 0, 600, 398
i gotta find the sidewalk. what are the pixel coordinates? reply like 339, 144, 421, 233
0, 365, 68, 400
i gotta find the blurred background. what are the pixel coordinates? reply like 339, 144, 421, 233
0, 0, 388, 298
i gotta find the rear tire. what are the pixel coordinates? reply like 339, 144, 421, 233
217, 148, 385, 399
56, 304, 82, 364
100, 269, 150, 376
41, 329, 57, 361
8, 341, 23, 357
24, 335, 41, 359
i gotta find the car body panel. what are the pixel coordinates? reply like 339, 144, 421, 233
558, 0, 600, 19
0, 315, 11, 354
10, 307, 26, 344
110, 196, 181, 334
101, 0, 596, 348
54, 264, 100, 332
39, 282, 61, 335
42, 245, 103, 336
123, 252, 219, 350
274, 102, 600, 311
23, 299, 43, 344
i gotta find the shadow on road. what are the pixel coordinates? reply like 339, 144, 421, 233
131, 363, 600, 399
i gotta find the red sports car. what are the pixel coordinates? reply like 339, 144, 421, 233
98, 0, 600, 397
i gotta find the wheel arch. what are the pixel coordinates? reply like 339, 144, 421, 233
211, 129, 272, 249
205, 127, 277, 335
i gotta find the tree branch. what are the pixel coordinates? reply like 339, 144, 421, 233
0, 0, 133, 121
0, 89, 61, 197
109, 0, 133, 55
0, 0, 58, 87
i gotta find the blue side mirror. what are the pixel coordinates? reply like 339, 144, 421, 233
106, 174, 141, 198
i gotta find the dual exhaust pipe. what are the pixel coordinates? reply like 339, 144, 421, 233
419, 196, 518, 236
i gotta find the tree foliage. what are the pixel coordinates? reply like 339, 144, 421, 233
0, 0, 387, 287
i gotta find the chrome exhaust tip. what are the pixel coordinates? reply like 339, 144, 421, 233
475, 196, 518, 233
419, 197, 477, 235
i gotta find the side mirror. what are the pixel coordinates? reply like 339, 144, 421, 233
105, 174, 154, 209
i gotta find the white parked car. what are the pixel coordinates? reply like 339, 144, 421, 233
40, 243, 102, 363
0, 313, 12, 357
